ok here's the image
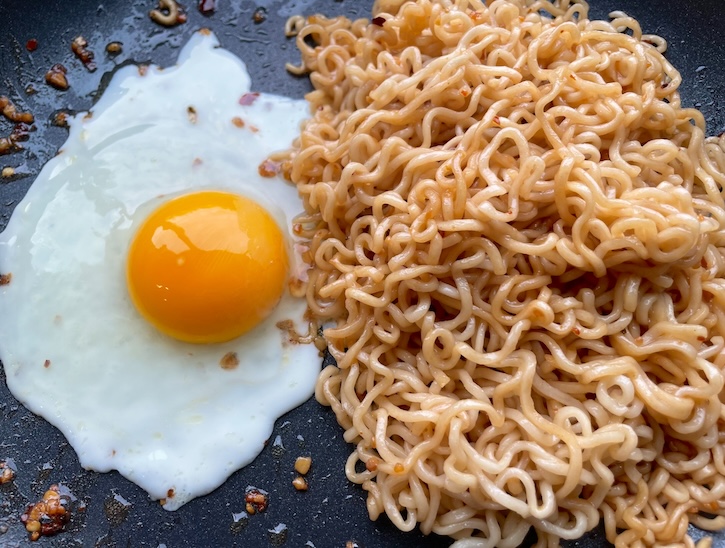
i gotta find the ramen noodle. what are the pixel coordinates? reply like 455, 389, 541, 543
280, 0, 725, 546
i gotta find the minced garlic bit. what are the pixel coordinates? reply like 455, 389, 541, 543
292, 476, 308, 491
45, 64, 69, 90
294, 456, 312, 475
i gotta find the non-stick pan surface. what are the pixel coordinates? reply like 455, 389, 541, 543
0, 1, 723, 547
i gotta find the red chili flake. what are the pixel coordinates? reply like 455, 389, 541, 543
372, 16, 386, 26
572, 327, 581, 335
198, 0, 215, 15
231, 116, 245, 128
239, 92, 260, 106
26, 39, 38, 52
493, 116, 500, 126
43, 360, 51, 368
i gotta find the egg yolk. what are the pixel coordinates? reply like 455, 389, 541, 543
126, 191, 289, 344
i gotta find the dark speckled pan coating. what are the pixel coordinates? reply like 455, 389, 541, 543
0, 1, 722, 546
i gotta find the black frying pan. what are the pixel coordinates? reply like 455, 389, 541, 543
0, 1, 723, 547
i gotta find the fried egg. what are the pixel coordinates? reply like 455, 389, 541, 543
0, 30, 319, 510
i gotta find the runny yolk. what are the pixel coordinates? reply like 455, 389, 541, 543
126, 190, 289, 344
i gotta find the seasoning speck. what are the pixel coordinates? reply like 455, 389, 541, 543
0, 273, 11, 286
292, 476, 308, 491
1, 167, 15, 178
239, 92, 259, 106
258, 159, 280, 178
0, 459, 16, 484
26, 39, 39, 52
220, 352, 239, 370
252, 7, 267, 23
52, 111, 70, 128
244, 487, 269, 515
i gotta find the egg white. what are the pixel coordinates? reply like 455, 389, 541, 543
0, 31, 319, 510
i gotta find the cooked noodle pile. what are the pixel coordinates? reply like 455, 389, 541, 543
280, 0, 725, 545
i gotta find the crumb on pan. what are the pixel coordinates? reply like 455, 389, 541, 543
71, 36, 96, 72
244, 487, 269, 515
20, 484, 73, 541
45, 64, 69, 90
0, 460, 16, 484
106, 41, 123, 55
292, 476, 308, 491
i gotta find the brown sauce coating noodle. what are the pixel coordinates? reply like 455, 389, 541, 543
279, 0, 725, 546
